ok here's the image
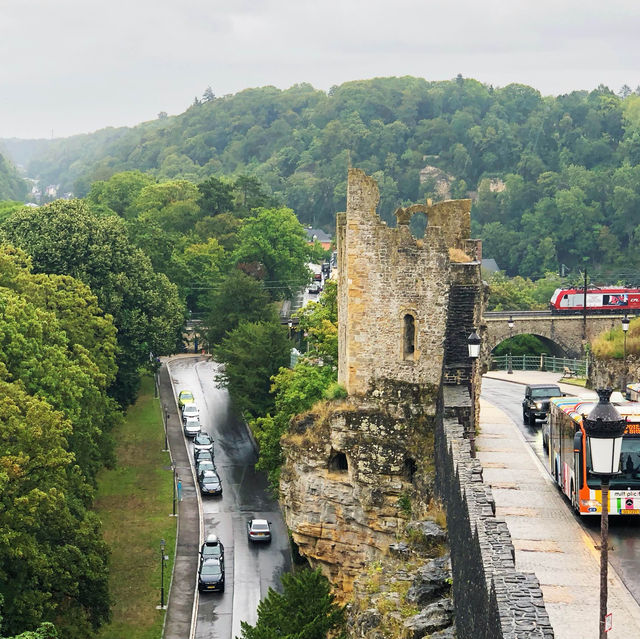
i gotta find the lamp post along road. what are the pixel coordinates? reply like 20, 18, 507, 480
622, 315, 630, 395
507, 315, 514, 374
467, 330, 481, 458
583, 389, 626, 639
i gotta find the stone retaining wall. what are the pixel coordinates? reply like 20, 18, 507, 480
435, 388, 554, 639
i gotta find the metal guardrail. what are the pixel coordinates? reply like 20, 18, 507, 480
490, 353, 588, 377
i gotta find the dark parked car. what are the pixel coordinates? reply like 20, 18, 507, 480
200, 534, 225, 565
247, 518, 271, 543
198, 469, 222, 496
198, 557, 225, 592
522, 384, 562, 425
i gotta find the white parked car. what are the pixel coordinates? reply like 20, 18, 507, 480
182, 403, 200, 422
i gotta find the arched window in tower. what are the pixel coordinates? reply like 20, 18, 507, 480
403, 313, 416, 360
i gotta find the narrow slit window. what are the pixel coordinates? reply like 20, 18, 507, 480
403, 314, 416, 359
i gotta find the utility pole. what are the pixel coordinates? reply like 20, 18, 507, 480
582, 267, 588, 341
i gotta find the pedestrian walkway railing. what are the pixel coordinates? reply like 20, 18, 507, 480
490, 354, 588, 377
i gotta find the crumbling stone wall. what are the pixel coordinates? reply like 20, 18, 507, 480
435, 387, 554, 639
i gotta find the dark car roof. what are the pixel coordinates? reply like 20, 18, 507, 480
528, 384, 561, 389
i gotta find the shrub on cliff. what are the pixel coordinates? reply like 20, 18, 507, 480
239, 568, 345, 639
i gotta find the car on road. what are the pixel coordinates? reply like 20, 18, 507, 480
522, 384, 562, 425
308, 282, 322, 295
196, 458, 216, 475
183, 416, 201, 437
198, 557, 225, 592
194, 449, 214, 465
247, 518, 271, 543
178, 390, 195, 409
200, 534, 225, 565
193, 432, 214, 454
198, 469, 222, 496
182, 403, 200, 421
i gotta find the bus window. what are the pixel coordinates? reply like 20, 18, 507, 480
587, 438, 640, 488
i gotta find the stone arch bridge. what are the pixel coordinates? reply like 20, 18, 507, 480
484, 311, 629, 358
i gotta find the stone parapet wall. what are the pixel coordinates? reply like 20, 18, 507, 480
435, 390, 554, 639
588, 355, 640, 391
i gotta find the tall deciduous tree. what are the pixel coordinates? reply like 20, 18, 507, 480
214, 320, 290, 417
232, 207, 311, 300
1, 200, 184, 406
205, 269, 276, 346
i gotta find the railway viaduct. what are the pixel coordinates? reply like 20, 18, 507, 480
484, 311, 628, 357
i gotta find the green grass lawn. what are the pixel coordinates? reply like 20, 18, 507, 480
94, 375, 177, 639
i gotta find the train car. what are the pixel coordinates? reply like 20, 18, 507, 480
550, 287, 640, 313
548, 396, 640, 515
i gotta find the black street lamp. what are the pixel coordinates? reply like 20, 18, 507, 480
583, 389, 626, 639
507, 315, 514, 375
467, 329, 481, 458
622, 315, 630, 395
159, 538, 168, 610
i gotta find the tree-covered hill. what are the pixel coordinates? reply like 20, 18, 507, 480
5, 75, 640, 279
0, 151, 27, 200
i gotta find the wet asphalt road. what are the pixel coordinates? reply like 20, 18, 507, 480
168, 358, 291, 639
481, 377, 640, 605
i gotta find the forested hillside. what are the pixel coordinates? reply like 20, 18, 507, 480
5, 75, 640, 279
0, 152, 27, 200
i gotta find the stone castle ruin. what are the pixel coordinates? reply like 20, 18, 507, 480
280, 169, 552, 638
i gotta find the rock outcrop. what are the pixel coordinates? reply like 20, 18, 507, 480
280, 380, 438, 595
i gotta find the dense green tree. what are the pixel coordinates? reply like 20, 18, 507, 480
214, 320, 290, 417
232, 207, 311, 299
0, 374, 110, 637
239, 568, 345, 639
86, 170, 155, 218
205, 269, 276, 345
197, 176, 235, 215
0, 199, 184, 406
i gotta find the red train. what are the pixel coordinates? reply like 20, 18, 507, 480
550, 287, 640, 313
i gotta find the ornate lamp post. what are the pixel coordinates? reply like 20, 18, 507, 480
467, 329, 481, 458
583, 389, 626, 639
622, 315, 630, 396
507, 315, 514, 375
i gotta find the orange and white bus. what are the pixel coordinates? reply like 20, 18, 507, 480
548, 396, 640, 515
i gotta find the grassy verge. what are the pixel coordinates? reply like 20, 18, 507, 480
94, 375, 177, 639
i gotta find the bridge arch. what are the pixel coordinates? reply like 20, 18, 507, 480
484, 312, 627, 359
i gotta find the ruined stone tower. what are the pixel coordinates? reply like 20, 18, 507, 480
337, 168, 481, 394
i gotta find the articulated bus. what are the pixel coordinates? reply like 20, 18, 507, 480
549, 397, 640, 515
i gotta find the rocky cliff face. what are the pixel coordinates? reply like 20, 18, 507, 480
279, 380, 439, 595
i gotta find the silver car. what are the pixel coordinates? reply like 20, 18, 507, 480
183, 416, 201, 437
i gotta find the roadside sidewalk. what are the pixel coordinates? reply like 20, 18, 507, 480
477, 398, 640, 639
158, 361, 199, 639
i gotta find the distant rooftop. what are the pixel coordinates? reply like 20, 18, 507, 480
305, 227, 331, 244
481, 258, 500, 273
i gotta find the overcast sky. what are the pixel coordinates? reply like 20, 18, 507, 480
2, 0, 640, 139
